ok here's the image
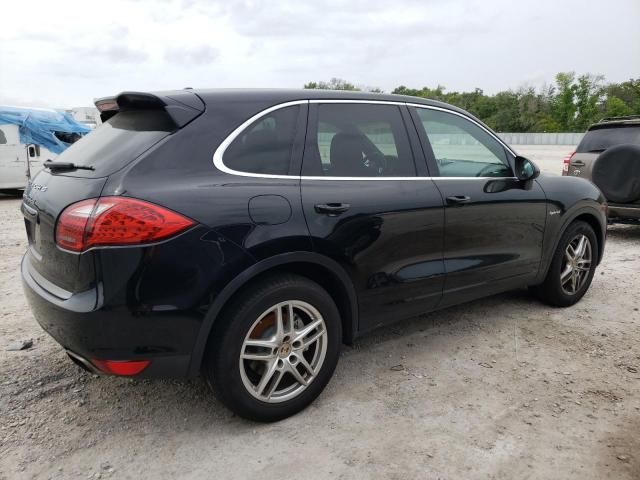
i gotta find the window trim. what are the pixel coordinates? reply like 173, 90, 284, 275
213, 99, 519, 181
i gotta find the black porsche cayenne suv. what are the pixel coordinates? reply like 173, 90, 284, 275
21, 89, 607, 421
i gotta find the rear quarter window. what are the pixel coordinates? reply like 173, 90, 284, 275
223, 105, 300, 175
577, 125, 640, 153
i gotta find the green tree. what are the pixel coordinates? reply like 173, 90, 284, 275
307, 73, 640, 132
573, 74, 604, 130
605, 79, 640, 114
603, 96, 632, 118
304, 78, 359, 91
551, 72, 577, 130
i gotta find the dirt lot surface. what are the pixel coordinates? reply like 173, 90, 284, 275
1, 160, 639, 479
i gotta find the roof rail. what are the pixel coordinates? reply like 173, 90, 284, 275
598, 115, 640, 123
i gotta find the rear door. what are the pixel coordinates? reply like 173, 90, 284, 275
409, 105, 547, 307
301, 102, 445, 333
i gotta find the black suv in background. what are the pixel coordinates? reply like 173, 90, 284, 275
22, 89, 606, 421
564, 115, 640, 223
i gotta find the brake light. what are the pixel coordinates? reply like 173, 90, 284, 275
562, 151, 575, 175
56, 197, 195, 252
92, 359, 150, 376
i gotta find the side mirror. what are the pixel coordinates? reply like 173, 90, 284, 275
514, 156, 540, 181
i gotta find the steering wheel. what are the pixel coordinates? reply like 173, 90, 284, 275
362, 149, 388, 176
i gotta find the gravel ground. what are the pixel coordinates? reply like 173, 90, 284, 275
1, 147, 639, 479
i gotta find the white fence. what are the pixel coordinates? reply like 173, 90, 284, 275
497, 132, 584, 145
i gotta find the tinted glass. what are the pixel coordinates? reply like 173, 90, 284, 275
416, 108, 511, 177
0, 128, 6, 144
307, 104, 415, 177
224, 106, 300, 175
577, 125, 640, 153
54, 110, 176, 177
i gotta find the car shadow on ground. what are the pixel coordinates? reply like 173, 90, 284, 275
0, 192, 23, 200
15, 288, 537, 434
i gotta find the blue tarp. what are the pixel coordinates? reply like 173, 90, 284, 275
0, 106, 91, 155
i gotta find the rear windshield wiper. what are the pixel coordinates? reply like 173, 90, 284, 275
44, 160, 95, 172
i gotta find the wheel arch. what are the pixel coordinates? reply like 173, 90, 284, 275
573, 212, 605, 264
188, 252, 359, 377
537, 204, 606, 283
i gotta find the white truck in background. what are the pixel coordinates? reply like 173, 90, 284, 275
0, 122, 54, 193
0, 106, 96, 193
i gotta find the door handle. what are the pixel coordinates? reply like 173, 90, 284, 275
314, 203, 351, 216
446, 195, 471, 205
571, 161, 585, 167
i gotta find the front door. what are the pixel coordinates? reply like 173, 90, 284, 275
410, 106, 548, 307
301, 102, 445, 333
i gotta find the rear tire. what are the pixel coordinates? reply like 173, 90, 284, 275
536, 221, 598, 307
203, 274, 342, 422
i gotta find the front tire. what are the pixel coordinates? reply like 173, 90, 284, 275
537, 221, 598, 307
203, 274, 342, 422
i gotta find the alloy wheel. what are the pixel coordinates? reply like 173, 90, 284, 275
560, 234, 592, 295
239, 300, 328, 403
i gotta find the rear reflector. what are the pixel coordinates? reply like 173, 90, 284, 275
92, 359, 151, 376
56, 197, 195, 252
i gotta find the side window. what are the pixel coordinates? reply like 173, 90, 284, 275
416, 108, 512, 178
224, 105, 300, 175
307, 104, 415, 177
0, 128, 6, 144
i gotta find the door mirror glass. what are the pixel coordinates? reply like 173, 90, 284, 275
514, 156, 540, 181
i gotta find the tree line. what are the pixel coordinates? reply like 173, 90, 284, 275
304, 74, 640, 132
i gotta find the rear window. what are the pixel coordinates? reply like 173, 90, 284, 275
577, 125, 640, 153
52, 110, 176, 177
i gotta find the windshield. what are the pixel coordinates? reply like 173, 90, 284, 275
52, 110, 176, 177
577, 125, 640, 153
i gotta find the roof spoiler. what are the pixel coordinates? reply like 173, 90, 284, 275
94, 90, 205, 127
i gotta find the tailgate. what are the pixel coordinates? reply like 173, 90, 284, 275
22, 170, 106, 297
567, 152, 598, 180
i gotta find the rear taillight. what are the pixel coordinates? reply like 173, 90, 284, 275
562, 151, 575, 175
56, 197, 195, 252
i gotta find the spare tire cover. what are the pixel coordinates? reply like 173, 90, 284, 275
591, 143, 640, 203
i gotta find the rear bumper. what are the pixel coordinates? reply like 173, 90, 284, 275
21, 254, 197, 378
608, 204, 640, 223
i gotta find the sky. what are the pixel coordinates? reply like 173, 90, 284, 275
1, 0, 639, 108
